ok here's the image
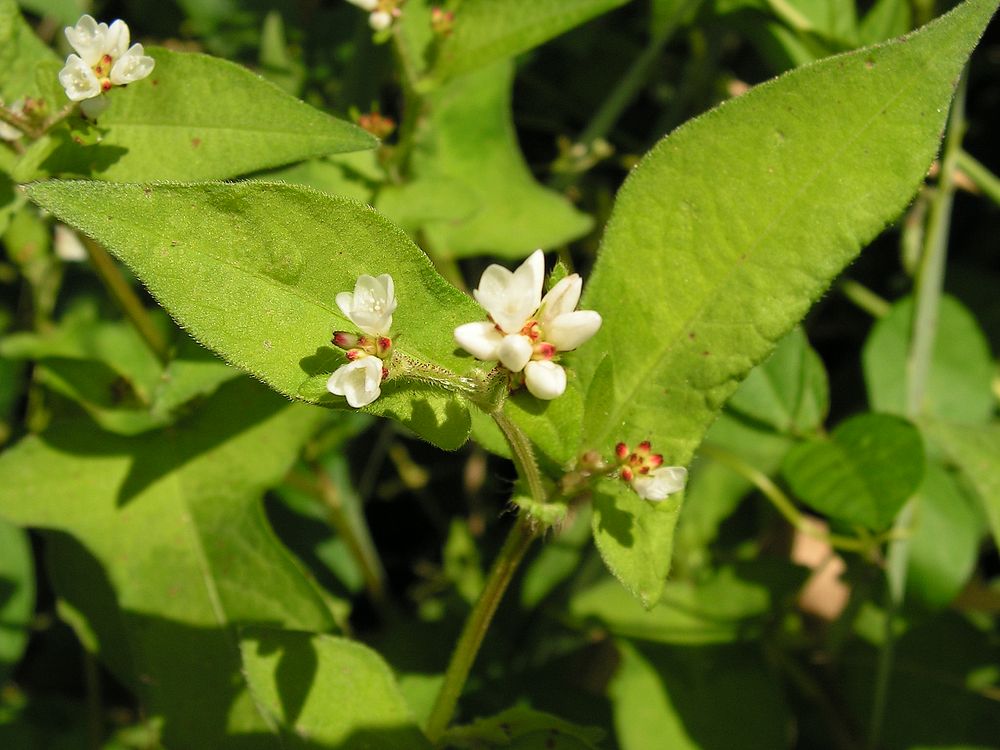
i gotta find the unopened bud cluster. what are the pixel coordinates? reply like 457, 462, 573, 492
430, 7, 455, 35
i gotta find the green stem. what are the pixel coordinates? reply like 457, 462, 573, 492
766, 0, 815, 32
956, 148, 1000, 207
905, 73, 965, 415
840, 279, 891, 318
700, 443, 872, 553
869, 70, 968, 750
491, 408, 547, 506
82, 238, 170, 365
424, 515, 538, 743
313, 463, 389, 612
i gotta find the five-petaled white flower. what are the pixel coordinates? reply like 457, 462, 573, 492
345, 0, 399, 30
327, 356, 385, 408
615, 441, 687, 502
58, 15, 154, 115
454, 249, 602, 400
336, 274, 397, 336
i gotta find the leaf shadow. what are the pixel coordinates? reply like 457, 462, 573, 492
299, 345, 341, 379
37, 377, 292, 506
38, 129, 128, 177
592, 485, 635, 548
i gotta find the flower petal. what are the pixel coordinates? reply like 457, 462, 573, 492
539, 274, 582, 328
335, 291, 355, 319
65, 15, 107, 66
497, 334, 533, 372
473, 250, 544, 333
632, 466, 687, 501
454, 322, 504, 361
59, 55, 101, 101
326, 356, 383, 408
547, 310, 602, 352
347, 274, 396, 335
110, 44, 154, 85
105, 19, 130, 60
345, 0, 378, 9
524, 360, 567, 400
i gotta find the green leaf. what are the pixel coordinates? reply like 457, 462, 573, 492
782, 413, 925, 530
27, 180, 480, 449
0, 517, 33, 683
609, 640, 790, 750
428, 0, 630, 83
377, 61, 592, 260
505, 379, 584, 466
863, 294, 995, 423
0, 378, 338, 748
726, 327, 829, 435
591, 476, 682, 608
0, 0, 61, 104
576, 0, 996, 602
443, 706, 604, 750
921, 420, 1000, 550
14, 48, 376, 182
263, 151, 384, 204
240, 628, 432, 749
570, 561, 807, 642
859, 0, 913, 45
906, 463, 985, 609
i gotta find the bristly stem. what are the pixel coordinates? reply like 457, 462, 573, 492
424, 515, 537, 743
491, 408, 548, 507
82, 238, 171, 365
956, 148, 1000, 207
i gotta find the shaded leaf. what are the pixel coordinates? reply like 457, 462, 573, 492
240, 628, 432, 749
782, 413, 925, 530
0, 518, 33, 683
0, 379, 337, 748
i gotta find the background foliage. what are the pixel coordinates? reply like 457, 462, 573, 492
0, 0, 998, 748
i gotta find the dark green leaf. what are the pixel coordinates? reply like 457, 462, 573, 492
782, 413, 925, 530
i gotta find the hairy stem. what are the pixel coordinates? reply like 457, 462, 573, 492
491, 408, 547, 506
82, 238, 170, 365
424, 515, 537, 743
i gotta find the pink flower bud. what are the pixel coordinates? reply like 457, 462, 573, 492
615, 442, 629, 460
621, 467, 634, 482
333, 331, 359, 349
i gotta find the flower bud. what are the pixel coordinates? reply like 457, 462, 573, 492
333, 331, 360, 350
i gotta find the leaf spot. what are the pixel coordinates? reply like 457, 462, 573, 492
865, 58, 875, 69
263, 340, 273, 351
191, 137, 202, 148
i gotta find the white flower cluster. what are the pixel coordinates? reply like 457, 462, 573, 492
345, 0, 400, 30
58, 15, 154, 116
454, 250, 602, 400
326, 274, 397, 408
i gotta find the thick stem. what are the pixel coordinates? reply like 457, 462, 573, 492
424, 516, 537, 743
82, 238, 170, 365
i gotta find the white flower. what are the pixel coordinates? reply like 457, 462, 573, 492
336, 273, 396, 336
58, 16, 154, 105
632, 466, 688, 502
327, 356, 384, 408
345, 0, 400, 30
454, 249, 602, 400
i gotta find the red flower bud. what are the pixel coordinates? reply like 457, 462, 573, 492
621, 467, 634, 482
333, 331, 359, 349
615, 442, 629, 459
